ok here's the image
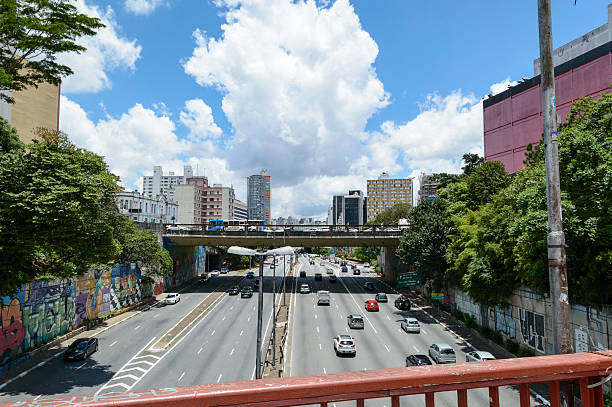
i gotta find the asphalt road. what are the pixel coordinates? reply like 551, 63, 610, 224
290, 256, 538, 407
0, 259, 289, 403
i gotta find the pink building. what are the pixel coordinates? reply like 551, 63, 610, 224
483, 4, 612, 173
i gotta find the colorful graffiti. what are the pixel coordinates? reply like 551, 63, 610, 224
0, 264, 143, 366
518, 308, 546, 353
495, 305, 516, 339
162, 239, 203, 288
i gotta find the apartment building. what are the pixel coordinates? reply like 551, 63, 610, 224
142, 165, 194, 200
366, 172, 413, 222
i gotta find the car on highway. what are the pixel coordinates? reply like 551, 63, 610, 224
241, 287, 253, 298
164, 293, 180, 304
228, 286, 240, 295
405, 354, 432, 366
220, 268, 229, 274
315, 273, 323, 281
300, 284, 310, 294
333, 335, 356, 356
375, 293, 388, 302
210, 270, 220, 276
401, 317, 420, 333
246, 271, 255, 279
395, 296, 411, 310
347, 314, 364, 329
64, 338, 98, 361
341, 266, 348, 273
320, 262, 324, 266
364, 263, 370, 267
353, 268, 360, 275
465, 351, 496, 362
270, 263, 275, 269
300, 271, 307, 278
364, 282, 375, 291
326, 267, 333, 274
310, 260, 315, 265
365, 299, 379, 312
329, 275, 337, 283
429, 343, 456, 364
317, 290, 330, 305
198, 275, 209, 284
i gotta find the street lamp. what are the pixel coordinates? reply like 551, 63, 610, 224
227, 245, 294, 379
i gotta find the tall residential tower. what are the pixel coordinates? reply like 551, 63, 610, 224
247, 170, 271, 224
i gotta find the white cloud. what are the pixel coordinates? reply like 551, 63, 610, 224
489, 77, 517, 96
180, 99, 223, 141
183, 0, 389, 186
125, 0, 166, 15
59, 0, 141, 93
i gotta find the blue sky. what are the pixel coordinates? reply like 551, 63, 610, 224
58, 0, 611, 219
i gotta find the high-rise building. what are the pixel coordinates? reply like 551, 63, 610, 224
418, 173, 440, 203
175, 176, 207, 224
483, 3, 612, 173
247, 170, 271, 223
220, 186, 235, 220
233, 199, 248, 221
142, 165, 193, 200
332, 190, 364, 226
366, 173, 413, 222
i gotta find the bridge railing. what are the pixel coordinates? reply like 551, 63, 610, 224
9, 351, 610, 407
163, 224, 405, 237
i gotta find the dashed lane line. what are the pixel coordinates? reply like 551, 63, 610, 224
109, 341, 117, 347
178, 372, 185, 381
217, 373, 223, 383
198, 347, 203, 355
384, 345, 390, 353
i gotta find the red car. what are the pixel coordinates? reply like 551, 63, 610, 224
365, 300, 379, 312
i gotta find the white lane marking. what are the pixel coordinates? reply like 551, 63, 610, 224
230, 348, 235, 356
134, 325, 141, 330
230, 306, 234, 310
386, 315, 391, 320
313, 304, 316, 309
315, 314, 317, 319
345, 327, 349, 332
109, 340, 118, 347
253, 306, 256, 310
323, 367, 327, 374
178, 372, 185, 381
251, 366, 256, 380
76, 362, 87, 370
398, 329, 403, 333
222, 316, 226, 321
316, 326, 319, 333
421, 329, 428, 334
319, 343, 322, 350
211, 330, 216, 336
385, 345, 390, 353
240, 330, 244, 336
217, 373, 223, 383
197, 347, 203, 354
153, 314, 159, 318
33, 395, 41, 401
413, 346, 419, 352
337, 274, 378, 334
335, 304, 339, 309
248, 317, 251, 322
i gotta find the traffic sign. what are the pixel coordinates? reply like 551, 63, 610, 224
431, 292, 444, 300
396, 272, 421, 288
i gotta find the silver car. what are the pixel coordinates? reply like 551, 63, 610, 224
465, 351, 496, 362
429, 343, 456, 363
401, 317, 420, 333
333, 335, 356, 356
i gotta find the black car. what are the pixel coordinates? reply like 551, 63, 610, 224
406, 354, 432, 366
329, 275, 337, 283
395, 296, 411, 310
228, 285, 240, 295
353, 269, 360, 275
241, 287, 253, 298
375, 293, 388, 302
300, 271, 307, 278
341, 266, 348, 273
364, 282, 375, 291
314, 273, 323, 281
246, 271, 255, 279
198, 276, 208, 284
64, 338, 98, 361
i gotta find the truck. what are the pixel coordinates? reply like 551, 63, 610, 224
317, 290, 330, 305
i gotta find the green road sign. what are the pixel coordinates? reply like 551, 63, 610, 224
397, 272, 422, 288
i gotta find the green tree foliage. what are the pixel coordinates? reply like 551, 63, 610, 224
119, 223, 173, 277
0, 0, 104, 103
352, 246, 378, 264
369, 203, 412, 225
311, 247, 329, 256
0, 118, 24, 153
0, 126, 121, 294
461, 153, 484, 175
396, 199, 453, 291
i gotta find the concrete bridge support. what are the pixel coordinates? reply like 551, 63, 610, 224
378, 246, 409, 283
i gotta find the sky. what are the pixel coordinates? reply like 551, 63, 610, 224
58, 0, 611, 220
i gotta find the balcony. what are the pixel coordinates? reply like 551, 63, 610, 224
10, 351, 610, 407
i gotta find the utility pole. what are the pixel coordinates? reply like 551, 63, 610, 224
272, 255, 277, 365
282, 255, 286, 306
256, 253, 264, 379
537, 0, 571, 405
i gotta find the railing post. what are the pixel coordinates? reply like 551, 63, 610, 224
550, 381, 561, 407
519, 383, 530, 407
488, 386, 500, 407
391, 395, 400, 407
457, 389, 468, 407
356, 399, 364, 407
580, 378, 593, 407
592, 376, 604, 407
425, 392, 435, 407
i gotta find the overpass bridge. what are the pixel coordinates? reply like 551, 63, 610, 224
163, 225, 402, 247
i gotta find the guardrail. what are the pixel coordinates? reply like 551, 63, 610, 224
7, 351, 610, 407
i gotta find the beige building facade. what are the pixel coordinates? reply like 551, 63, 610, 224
366, 172, 413, 222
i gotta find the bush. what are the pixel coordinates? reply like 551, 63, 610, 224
451, 309, 464, 321
505, 339, 519, 355
491, 330, 504, 346
464, 313, 477, 329
517, 346, 535, 358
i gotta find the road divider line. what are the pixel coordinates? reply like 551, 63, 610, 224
217, 373, 223, 383
413, 346, 419, 352
178, 372, 185, 381
134, 325, 141, 330
240, 330, 244, 336
198, 347, 203, 355
109, 341, 117, 347
319, 343, 322, 350
230, 348, 234, 356
323, 367, 327, 374
384, 345, 390, 353
211, 330, 216, 336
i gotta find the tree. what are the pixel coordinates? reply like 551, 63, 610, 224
311, 247, 329, 256
0, 0, 104, 103
369, 203, 412, 225
0, 127, 121, 295
0, 118, 24, 153
461, 153, 484, 175
119, 225, 173, 278
396, 199, 453, 291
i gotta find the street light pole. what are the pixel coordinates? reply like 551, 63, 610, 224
282, 255, 286, 306
272, 255, 277, 365
255, 253, 264, 379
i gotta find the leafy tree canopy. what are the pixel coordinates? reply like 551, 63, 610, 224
368, 203, 412, 226
461, 153, 484, 175
0, 0, 104, 103
119, 225, 173, 278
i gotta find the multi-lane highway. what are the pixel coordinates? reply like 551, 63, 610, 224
290, 256, 537, 407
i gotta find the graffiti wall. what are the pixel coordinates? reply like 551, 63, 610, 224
495, 305, 516, 339
162, 238, 204, 289
0, 264, 143, 365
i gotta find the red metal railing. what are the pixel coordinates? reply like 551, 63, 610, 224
3, 351, 611, 407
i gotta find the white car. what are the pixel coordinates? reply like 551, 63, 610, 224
429, 343, 456, 364
210, 270, 220, 276
166, 225, 188, 231
465, 351, 496, 362
164, 293, 180, 304
333, 335, 356, 356
401, 317, 420, 333
300, 284, 310, 294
